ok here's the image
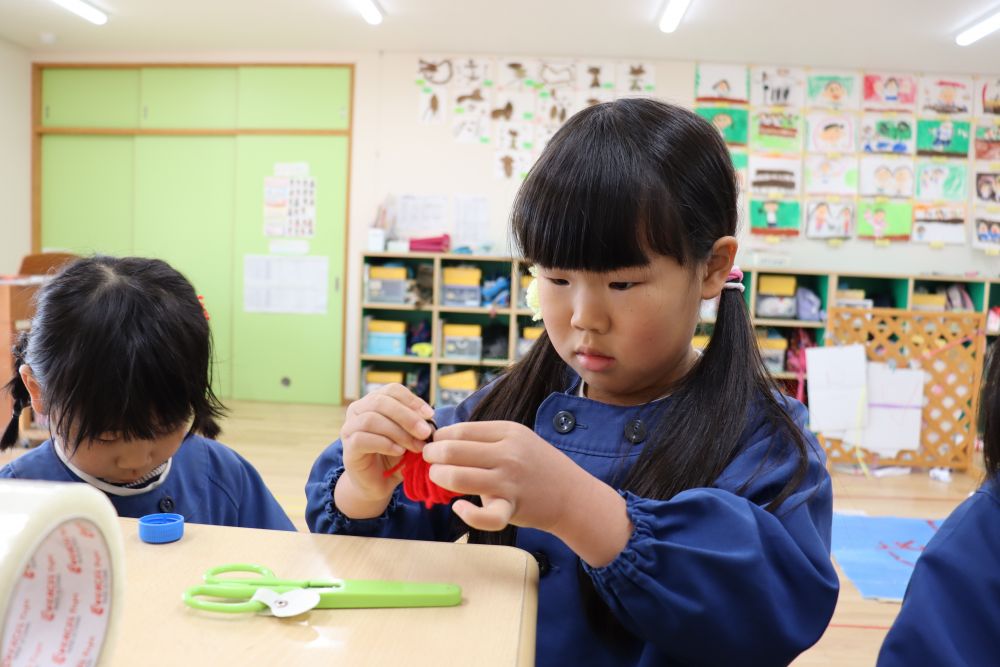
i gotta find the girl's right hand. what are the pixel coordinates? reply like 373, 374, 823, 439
339, 384, 436, 503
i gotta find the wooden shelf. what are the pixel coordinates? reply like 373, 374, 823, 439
435, 357, 510, 368
362, 302, 423, 311
436, 305, 511, 315
753, 318, 825, 329
359, 354, 432, 364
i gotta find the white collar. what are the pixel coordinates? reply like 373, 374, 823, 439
53, 441, 173, 497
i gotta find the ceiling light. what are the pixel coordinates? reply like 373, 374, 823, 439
956, 9, 1000, 46
51, 0, 107, 25
354, 0, 383, 26
659, 0, 693, 33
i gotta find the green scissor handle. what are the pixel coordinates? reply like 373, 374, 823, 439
202, 563, 341, 589
314, 580, 461, 608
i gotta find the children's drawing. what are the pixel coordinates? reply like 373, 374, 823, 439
418, 86, 444, 125
974, 123, 1000, 159
697, 106, 749, 146
617, 62, 655, 95
450, 85, 492, 144
804, 155, 858, 196
455, 58, 494, 88
498, 58, 540, 91
416, 56, 454, 125
973, 208, 1000, 250
859, 114, 915, 154
974, 77, 1000, 117
915, 160, 968, 202
919, 76, 972, 117
495, 150, 531, 180
916, 119, 971, 158
750, 198, 801, 236
417, 58, 454, 86
577, 62, 616, 92
537, 86, 574, 131
862, 73, 917, 111
695, 63, 749, 104
749, 110, 803, 153
731, 151, 749, 194
805, 199, 855, 239
495, 122, 535, 153
859, 156, 914, 198
806, 72, 861, 110
749, 155, 802, 195
806, 112, 855, 153
974, 169, 1000, 204
911, 204, 967, 245
750, 66, 805, 107
856, 200, 913, 241
491, 91, 536, 124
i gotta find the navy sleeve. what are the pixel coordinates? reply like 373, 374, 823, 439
222, 451, 296, 531
877, 486, 1000, 667
582, 399, 839, 666
0, 463, 15, 478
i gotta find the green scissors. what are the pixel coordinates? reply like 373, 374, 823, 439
183, 563, 462, 615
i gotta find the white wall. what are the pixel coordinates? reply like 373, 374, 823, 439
0, 38, 30, 275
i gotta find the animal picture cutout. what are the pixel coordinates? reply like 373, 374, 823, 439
973, 209, 1000, 251
749, 199, 801, 236
491, 91, 536, 125
416, 57, 454, 125
974, 123, 1000, 160
455, 57, 494, 89
695, 63, 750, 104
859, 114, 916, 154
498, 57, 541, 92
974, 77, 1000, 118
617, 62, 655, 95
916, 119, 971, 158
577, 61, 616, 93
538, 61, 575, 90
697, 106, 749, 146
495, 122, 535, 153
974, 168, 1000, 205
450, 85, 493, 144
915, 160, 968, 202
806, 112, 855, 153
919, 76, 973, 117
863, 73, 917, 111
750, 66, 805, 108
856, 200, 913, 241
803, 155, 859, 196
806, 72, 861, 110
805, 199, 855, 239
495, 150, 530, 180
750, 110, 803, 153
859, 156, 915, 198
911, 204, 967, 245
749, 155, 802, 196
537, 86, 575, 135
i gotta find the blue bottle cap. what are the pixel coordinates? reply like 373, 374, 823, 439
139, 513, 185, 544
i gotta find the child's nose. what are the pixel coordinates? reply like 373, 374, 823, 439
570, 293, 610, 333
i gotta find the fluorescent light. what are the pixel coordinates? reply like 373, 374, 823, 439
659, 0, 693, 33
355, 0, 383, 25
51, 0, 107, 25
956, 9, 1000, 46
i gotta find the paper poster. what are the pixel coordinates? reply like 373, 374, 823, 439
974, 166, 1000, 204
859, 155, 914, 198
749, 198, 801, 236
863, 73, 918, 111
857, 200, 913, 241
859, 114, 916, 154
536, 86, 574, 132
973, 208, 1000, 250
805, 198, 855, 239
577, 61, 617, 93
750, 66, 805, 107
395, 194, 449, 239
919, 75, 973, 117
495, 121, 535, 153
916, 119, 971, 158
974, 122, 1000, 159
805, 344, 868, 432
695, 63, 749, 104
915, 160, 968, 202
537, 60, 576, 90
617, 62, 655, 95
263, 165, 316, 239
750, 110, 804, 153
454, 57, 494, 88
243, 255, 328, 315
697, 106, 749, 146
841, 363, 926, 457
416, 57, 454, 125
749, 155, 802, 195
806, 112, 856, 153
490, 90, 536, 124
497, 57, 540, 91
806, 71, 861, 110
495, 150, 531, 180
911, 204, 967, 245
974, 76, 1000, 118
731, 151, 749, 194
804, 155, 858, 196
452, 195, 490, 247
450, 83, 492, 144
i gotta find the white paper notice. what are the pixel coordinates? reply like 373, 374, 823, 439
453, 195, 490, 247
806, 344, 868, 432
395, 194, 449, 239
841, 363, 926, 457
244, 255, 328, 315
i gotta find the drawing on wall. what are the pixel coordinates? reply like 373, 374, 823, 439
805, 199, 855, 239
617, 62, 655, 94
417, 57, 455, 125
749, 155, 802, 195
806, 112, 855, 153
974, 168, 1000, 204
577, 61, 616, 92
915, 160, 968, 202
490, 90, 536, 125
857, 200, 913, 240
454, 57, 493, 88
537, 86, 574, 131
859, 114, 915, 154
974, 123, 1000, 159
975, 77, 1000, 117
497, 57, 541, 91
750, 110, 803, 153
495, 150, 531, 180
916, 119, 971, 157
263, 164, 316, 239
750, 66, 805, 107
450, 85, 492, 144
695, 63, 749, 104
731, 151, 749, 194
863, 73, 917, 111
911, 204, 967, 245
697, 106, 749, 145
859, 156, 914, 198
750, 198, 801, 236
806, 72, 861, 110
973, 208, 1000, 250
537, 60, 575, 89
919, 76, 973, 116
803, 155, 858, 196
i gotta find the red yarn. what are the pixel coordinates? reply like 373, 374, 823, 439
384, 451, 461, 509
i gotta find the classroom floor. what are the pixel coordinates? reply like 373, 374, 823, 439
0, 400, 981, 666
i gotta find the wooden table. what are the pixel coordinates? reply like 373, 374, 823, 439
106, 519, 538, 666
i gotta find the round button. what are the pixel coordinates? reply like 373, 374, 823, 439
624, 419, 647, 445
532, 551, 552, 577
552, 410, 576, 434
158, 496, 175, 513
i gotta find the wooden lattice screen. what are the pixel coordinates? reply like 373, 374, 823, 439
818, 307, 988, 470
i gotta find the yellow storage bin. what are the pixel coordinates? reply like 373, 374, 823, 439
758, 275, 797, 296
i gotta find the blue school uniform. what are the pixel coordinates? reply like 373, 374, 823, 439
305, 377, 839, 666
0, 435, 295, 531
877, 481, 1000, 666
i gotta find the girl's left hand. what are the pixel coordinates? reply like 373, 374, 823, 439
423, 420, 585, 533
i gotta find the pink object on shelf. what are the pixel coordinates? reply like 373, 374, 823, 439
409, 234, 451, 253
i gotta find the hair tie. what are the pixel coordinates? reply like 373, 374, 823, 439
723, 265, 745, 293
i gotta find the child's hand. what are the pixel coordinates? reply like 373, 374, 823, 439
340, 384, 436, 503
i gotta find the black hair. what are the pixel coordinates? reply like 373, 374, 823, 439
456, 98, 812, 638
983, 343, 999, 483
2, 256, 225, 452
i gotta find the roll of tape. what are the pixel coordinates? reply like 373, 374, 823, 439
0, 480, 124, 667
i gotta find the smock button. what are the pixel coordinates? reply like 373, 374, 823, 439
552, 410, 576, 434
158, 496, 175, 513
532, 551, 552, 577
624, 419, 647, 445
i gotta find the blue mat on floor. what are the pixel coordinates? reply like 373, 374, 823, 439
831, 513, 942, 601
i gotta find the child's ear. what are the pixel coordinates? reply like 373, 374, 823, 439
700, 236, 738, 300
19, 365, 46, 416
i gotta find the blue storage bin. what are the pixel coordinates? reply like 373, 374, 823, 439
366, 332, 407, 356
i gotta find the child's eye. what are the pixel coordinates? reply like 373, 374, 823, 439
546, 277, 569, 286
609, 282, 638, 290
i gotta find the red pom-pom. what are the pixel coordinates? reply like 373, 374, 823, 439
384, 451, 461, 509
